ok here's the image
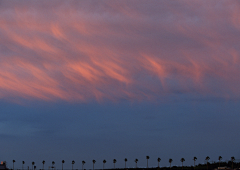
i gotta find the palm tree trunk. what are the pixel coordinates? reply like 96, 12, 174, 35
182, 162, 183, 170
147, 160, 148, 169
62, 163, 63, 170
125, 162, 126, 169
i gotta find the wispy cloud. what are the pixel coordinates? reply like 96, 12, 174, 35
0, 1, 239, 102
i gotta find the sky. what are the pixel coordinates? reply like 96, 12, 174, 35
0, 0, 240, 169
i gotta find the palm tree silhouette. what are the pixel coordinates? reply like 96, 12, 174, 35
72, 160, 75, 170
22, 161, 25, 170
124, 158, 127, 169
135, 159, 138, 168
113, 159, 117, 169
231, 157, 235, 169
32, 162, 35, 170
193, 157, 197, 170
103, 160, 106, 170
42, 160, 45, 170
218, 156, 222, 167
169, 159, 172, 169
92, 160, 96, 170
157, 158, 161, 168
13, 160, 16, 170
52, 161, 55, 170
205, 156, 210, 170
146, 156, 150, 169
62, 160, 65, 170
180, 158, 185, 170
82, 161, 86, 170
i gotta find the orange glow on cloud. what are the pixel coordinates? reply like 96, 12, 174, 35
0, 1, 239, 102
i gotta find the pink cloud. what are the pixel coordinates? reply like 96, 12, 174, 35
0, 1, 239, 102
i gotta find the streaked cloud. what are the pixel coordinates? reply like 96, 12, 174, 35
0, 0, 239, 102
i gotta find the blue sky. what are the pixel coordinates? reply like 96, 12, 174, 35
1, 99, 240, 169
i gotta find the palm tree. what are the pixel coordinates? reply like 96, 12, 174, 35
231, 157, 235, 169
205, 156, 210, 170
103, 160, 106, 170
124, 158, 127, 169
92, 160, 96, 170
146, 156, 150, 169
32, 162, 35, 170
13, 160, 16, 170
62, 160, 65, 170
113, 159, 117, 169
157, 158, 161, 168
52, 161, 55, 170
218, 156, 222, 167
135, 159, 138, 168
72, 160, 75, 170
180, 158, 185, 170
82, 161, 86, 170
169, 159, 173, 169
22, 161, 25, 170
42, 160, 45, 170
193, 157, 197, 170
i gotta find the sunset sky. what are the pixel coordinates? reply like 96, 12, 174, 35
1, 0, 240, 169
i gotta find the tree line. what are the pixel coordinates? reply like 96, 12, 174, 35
10, 156, 237, 170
